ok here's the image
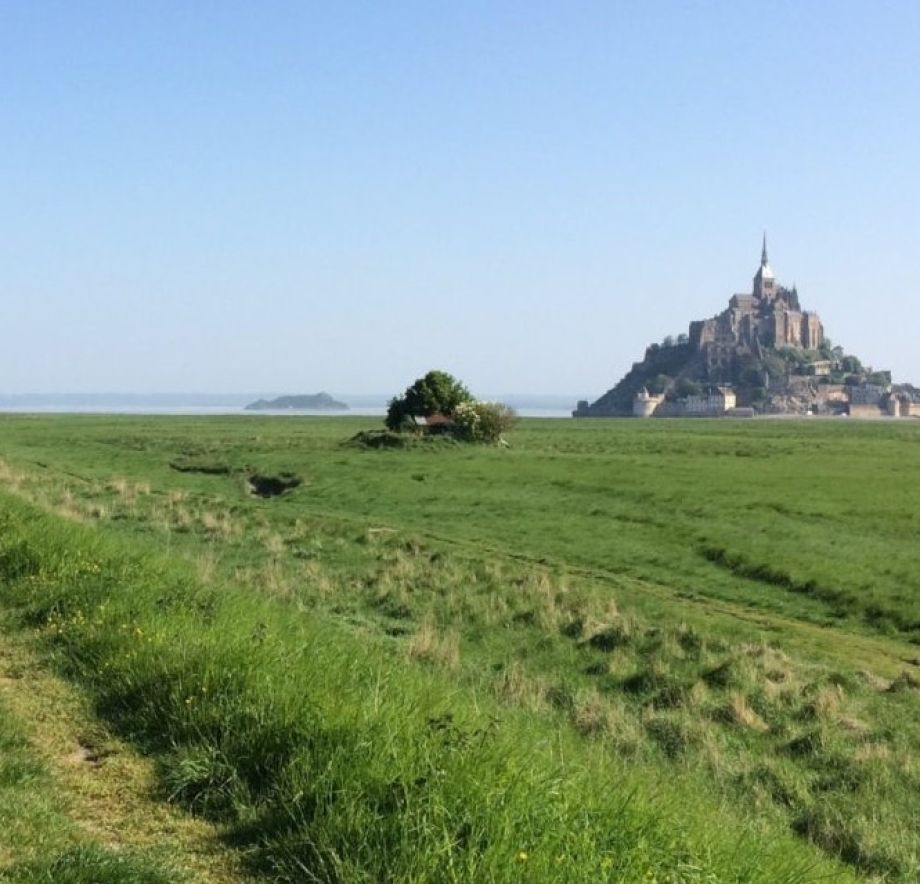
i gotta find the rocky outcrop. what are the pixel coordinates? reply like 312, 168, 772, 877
245, 393, 348, 411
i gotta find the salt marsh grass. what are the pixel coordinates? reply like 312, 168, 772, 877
0, 414, 917, 879
0, 495, 857, 882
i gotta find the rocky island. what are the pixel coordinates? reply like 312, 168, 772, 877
245, 392, 348, 411
575, 238, 919, 418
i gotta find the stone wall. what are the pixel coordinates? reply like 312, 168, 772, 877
849, 404, 886, 419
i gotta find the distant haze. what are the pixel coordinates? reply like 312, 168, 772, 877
0, 392, 578, 418
2, 4, 919, 396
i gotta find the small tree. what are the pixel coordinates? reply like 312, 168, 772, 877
674, 377, 701, 398
867, 370, 892, 386
646, 374, 670, 395
385, 370, 473, 431
740, 365, 765, 388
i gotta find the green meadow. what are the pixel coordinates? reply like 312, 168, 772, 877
0, 414, 918, 882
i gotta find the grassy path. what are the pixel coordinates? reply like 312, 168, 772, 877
0, 625, 251, 883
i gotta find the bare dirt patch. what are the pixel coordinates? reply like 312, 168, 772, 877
247, 472, 302, 498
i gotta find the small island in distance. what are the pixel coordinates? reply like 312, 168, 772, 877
244, 392, 349, 411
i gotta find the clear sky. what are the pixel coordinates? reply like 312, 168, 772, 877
2, 1, 919, 397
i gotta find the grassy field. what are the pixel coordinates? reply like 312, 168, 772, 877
0, 414, 917, 881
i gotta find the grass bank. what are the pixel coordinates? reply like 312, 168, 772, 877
0, 491, 851, 883
0, 414, 917, 879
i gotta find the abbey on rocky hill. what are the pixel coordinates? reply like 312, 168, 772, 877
574, 238, 916, 418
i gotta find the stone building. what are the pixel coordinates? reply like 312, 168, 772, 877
633, 385, 735, 418
806, 360, 833, 376
683, 387, 736, 415
688, 237, 824, 357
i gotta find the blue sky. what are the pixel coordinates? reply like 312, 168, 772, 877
2, 1, 918, 396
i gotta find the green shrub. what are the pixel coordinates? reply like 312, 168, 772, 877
452, 401, 518, 444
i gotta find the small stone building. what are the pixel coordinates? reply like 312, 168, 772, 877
633, 387, 664, 417
682, 387, 736, 415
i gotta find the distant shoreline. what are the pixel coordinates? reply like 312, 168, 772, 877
0, 405, 575, 419
0, 393, 583, 419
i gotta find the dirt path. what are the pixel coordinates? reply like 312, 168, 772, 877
0, 628, 253, 883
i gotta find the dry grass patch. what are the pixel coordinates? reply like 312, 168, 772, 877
200, 510, 235, 539
300, 561, 335, 598
53, 496, 90, 524
517, 571, 572, 631
166, 489, 188, 507
260, 560, 294, 600
407, 616, 460, 670
494, 662, 549, 712
858, 670, 892, 692
107, 477, 133, 503
805, 685, 844, 721
601, 698, 645, 756
686, 679, 710, 710
854, 742, 890, 763
762, 673, 801, 707
377, 549, 424, 584
195, 552, 218, 586
838, 717, 871, 738
572, 691, 606, 736
0, 458, 26, 491
260, 530, 286, 557
580, 610, 637, 653
719, 692, 770, 732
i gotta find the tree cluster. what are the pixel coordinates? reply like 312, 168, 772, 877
385, 370, 472, 432
385, 370, 516, 443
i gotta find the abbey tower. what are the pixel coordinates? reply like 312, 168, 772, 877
688, 236, 824, 375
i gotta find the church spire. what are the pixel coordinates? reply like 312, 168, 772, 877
752, 231, 775, 298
